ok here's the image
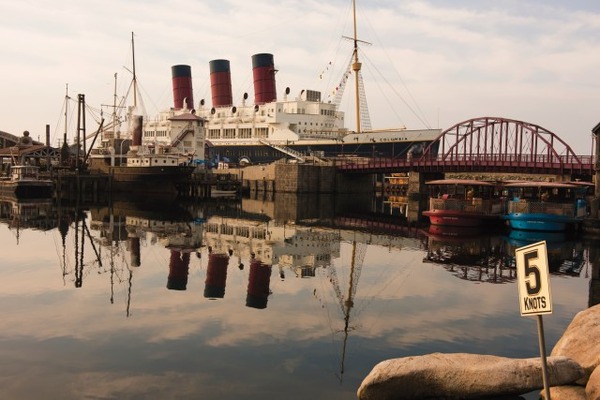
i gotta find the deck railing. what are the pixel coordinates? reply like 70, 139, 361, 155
507, 201, 575, 217
336, 153, 594, 174
430, 198, 503, 214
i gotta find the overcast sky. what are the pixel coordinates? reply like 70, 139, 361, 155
2, 0, 598, 154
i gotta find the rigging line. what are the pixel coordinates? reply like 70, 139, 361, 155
52, 95, 77, 146
51, 96, 68, 146
83, 104, 105, 127
360, 51, 431, 129
354, 253, 416, 317
141, 78, 170, 118
357, 50, 406, 128
315, 2, 354, 98
359, 9, 432, 129
321, 8, 352, 83
315, 268, 347, 380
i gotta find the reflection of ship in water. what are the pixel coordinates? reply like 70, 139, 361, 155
202, 196, 427, 379
423, 225, 516, 283
504, 230, 586, 277
204, 253, 229, 299
0, 195, 57, 242
422, 226, 587, 281
246, 259, 272, 309
85, 199, 203, 315
200, 210, 339, 308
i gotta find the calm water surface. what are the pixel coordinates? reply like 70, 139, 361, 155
0, 194, 597, 399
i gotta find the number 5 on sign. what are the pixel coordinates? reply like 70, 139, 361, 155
515, 241, 552, 316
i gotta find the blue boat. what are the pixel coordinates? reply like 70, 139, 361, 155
502, 181, 587, 232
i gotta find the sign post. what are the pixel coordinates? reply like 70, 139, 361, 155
515, 240, 552, 400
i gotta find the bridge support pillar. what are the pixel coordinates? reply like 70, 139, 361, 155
406, 172, 426, 223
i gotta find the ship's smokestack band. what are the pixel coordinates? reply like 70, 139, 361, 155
251, 53, 277, 105
209, 59, 233, 108
171, 65, 194, 110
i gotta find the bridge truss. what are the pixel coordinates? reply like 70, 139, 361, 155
338, 117, 594, 178
422, 117, 584, 164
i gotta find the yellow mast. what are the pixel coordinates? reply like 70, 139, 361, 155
351, 0, 361, 134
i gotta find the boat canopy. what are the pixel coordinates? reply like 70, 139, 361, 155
503, 181, 579, 189
425, 179, 495, 186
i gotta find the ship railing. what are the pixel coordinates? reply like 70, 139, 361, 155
507, 200, 576, 217
301, 131, 346, 140
258, 139, 306, 162
430, 197, 504, 215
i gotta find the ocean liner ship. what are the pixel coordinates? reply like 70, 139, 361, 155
144, 54, 440, 166
142, 1, 441, 166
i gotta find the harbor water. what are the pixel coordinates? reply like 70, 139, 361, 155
0, 193, 597, 399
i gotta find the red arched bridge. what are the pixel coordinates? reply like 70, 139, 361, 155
337, 117, 594, 178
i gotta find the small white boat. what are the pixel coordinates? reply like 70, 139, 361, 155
0, 165, 54, 199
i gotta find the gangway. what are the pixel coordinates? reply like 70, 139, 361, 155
258, 138, 307, 163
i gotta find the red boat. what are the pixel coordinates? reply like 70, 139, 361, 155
422, 179, 504, 227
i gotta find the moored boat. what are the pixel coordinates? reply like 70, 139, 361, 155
422, 179, 504, 227
0, 165, 54, 199
88, 115, 196, 196
87, 34, 197, 197
502, 181, 587, 232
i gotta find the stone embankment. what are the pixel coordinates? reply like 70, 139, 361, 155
357, 304, 600, 399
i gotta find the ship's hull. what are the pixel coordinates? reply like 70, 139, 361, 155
422, 209, 491, 227
0, 180, 54, 199
208, 139, 439, 165
110, 166, 195, 195
89, 158, 195, 196
502, 212, 581, 232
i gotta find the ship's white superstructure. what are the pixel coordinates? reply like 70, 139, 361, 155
141, 53, 440, 166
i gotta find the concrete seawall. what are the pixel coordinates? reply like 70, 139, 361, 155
214, 163, 374, 194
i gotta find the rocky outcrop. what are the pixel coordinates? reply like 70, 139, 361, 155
586, 367, 600, 400
541, 385, 586, 400
357, 353, 583, 400
551, 304, 600, 384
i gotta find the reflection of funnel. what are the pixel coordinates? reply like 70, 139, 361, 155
129, 236, 141, 267
204, 253, 229, 299
246, 260, 272, 309
167, 250, 190, 290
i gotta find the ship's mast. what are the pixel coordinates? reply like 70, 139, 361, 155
351, 0, 361, 134
63, 84, 69, 146
112, 73, 119, 139
131, 32, 137, 109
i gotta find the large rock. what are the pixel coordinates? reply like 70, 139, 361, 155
541, 385, 586, 400
586, 366, 600, 399
357, 353, 583, 400
551, 304, 600, 384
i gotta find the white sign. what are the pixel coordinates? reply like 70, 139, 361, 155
515, 241, 552, 316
